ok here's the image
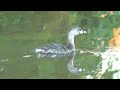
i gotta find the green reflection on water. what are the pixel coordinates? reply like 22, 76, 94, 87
0, 11, 119, 79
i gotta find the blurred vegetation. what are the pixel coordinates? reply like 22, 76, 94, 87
69, 11, 120, 50
0, 11, 120, 50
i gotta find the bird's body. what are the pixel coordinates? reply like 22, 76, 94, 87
35, 43, 69, 54
35, 27, 87, 55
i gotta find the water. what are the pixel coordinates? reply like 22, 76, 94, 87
1, 35, 120, 79
0, 11, 120, 79
0, 35, 101, 79
0, 38, 101, 79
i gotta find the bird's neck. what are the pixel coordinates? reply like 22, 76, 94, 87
66, 33, 75, 51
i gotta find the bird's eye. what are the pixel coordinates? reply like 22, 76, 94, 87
78, 29, 81, 31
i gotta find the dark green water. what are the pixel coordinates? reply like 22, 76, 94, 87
0, 11, 120, 79
0, 39, 100, 79
0, 31, 100, 79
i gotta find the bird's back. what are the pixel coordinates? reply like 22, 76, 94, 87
35, 43, 67, 54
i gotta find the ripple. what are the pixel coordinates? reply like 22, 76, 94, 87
0, 59, 8, 62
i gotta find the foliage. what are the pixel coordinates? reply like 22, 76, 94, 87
69, 11, 120, 50
0, 11, 120, 50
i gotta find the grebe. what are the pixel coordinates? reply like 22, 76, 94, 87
35, 27, 87, 55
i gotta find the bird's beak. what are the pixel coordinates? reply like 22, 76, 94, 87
83, 30, 87, 33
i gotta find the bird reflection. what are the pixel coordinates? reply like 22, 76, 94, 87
24, 47, 120, 79
67, 52, 84, 75
35, 51, 83, 75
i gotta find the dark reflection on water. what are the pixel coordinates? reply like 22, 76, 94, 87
35, 52, 82, 75
1, 44, 120, 79
33, 50, 101, 79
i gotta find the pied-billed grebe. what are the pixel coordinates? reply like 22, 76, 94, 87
35, 27, 87, 54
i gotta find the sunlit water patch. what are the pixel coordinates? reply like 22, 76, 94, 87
79, 47, 120, 79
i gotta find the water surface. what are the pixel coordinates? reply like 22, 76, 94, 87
0, 11, 120, 79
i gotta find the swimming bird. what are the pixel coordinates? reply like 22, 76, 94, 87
35, 27, 87, 55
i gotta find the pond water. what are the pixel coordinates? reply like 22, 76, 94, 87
0, 39, 100, 79
0, 11, 120, 79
